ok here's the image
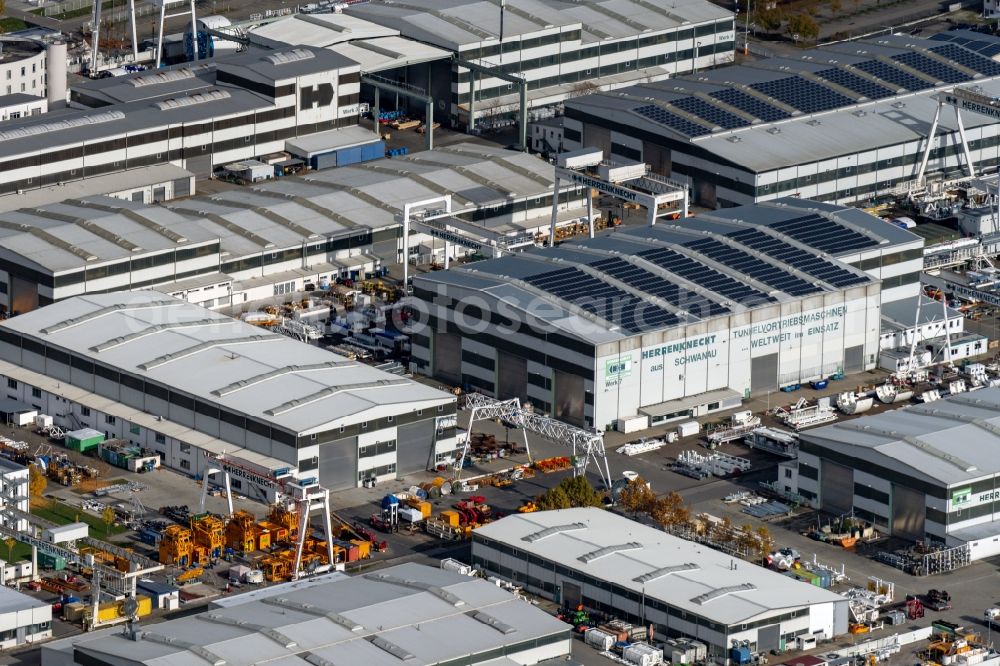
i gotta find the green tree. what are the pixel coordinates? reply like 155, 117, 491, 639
754, 7, 784, 31
536, 485, 571, 511
786, 13, 820, 41
561, 476, 604, 508
829, 0, 842, 15
756, 526, 776, 563
651, 491, 688, 530
3, 537, 14, 563
736, 524, 759, 557
618, 477, 655, 516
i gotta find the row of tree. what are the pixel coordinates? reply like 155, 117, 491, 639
618, 477, 776, 563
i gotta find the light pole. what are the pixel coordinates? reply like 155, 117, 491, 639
694, 41, 702, 73
745, 0, 751, 55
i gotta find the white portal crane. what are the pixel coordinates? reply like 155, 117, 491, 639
917, 86, 1000, 187
459, 392, 612, 488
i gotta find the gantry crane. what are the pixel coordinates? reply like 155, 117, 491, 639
460, 393, 613, 488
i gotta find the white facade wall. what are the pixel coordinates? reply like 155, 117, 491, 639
0, 50, 47, 98
592, 289, 879, 428
0, 95, 46, 121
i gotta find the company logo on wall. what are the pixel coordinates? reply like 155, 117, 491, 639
300, 83, 334, 110
952, 487, 971, 506
605, 358, 632, 379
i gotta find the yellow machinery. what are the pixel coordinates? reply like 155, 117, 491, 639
175, 567, 203, 583
158, 525, 193, 567
226, 510, 265, 553
260, 555, 291, 582
190, 514, 225, 560
262, 504, 299, 544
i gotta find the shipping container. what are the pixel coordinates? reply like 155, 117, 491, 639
311, 140, 385, 170
65, 428, 104, 453
677, 421, 700, 438
624, 643, 664, 666
584, 628, 615, 651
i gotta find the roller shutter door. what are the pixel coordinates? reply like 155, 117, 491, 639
891, 484, 926, 541
844, 345, 864, 373
317, 437, 356, 491
396, 420, 433, 476
554, 370, 585, 427
821, 461, 854, 515
758, 624, 780, 653
750, 353, 778, 392
433, 331, 461, 385
497, 351, 528, 402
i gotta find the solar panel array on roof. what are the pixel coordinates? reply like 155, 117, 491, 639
636, 247, 775, 305
930, 33, 1000, 57
708, 88, 790, 122
891, 51, 969, 84
522, 267, 679, 333
588, 256, 730, 318
815, 68, 895, 99
928, 43, 1000, 76
854, 59, 933, 91
669, 96, 750, 130
769, 214, 880, 253
633, 104, 712, 138
727, 228, 869, 288
749, 76, 855, 114
685, 238, 820, 296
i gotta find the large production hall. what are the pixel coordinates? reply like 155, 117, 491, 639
411, 198, 921, 429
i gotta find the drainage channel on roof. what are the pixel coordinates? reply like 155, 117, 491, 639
138, 334, 280, 371
691, 583, 756, 605
140, 631, 226, 665
40, 299, 180, 335
633, 563, 700, 584
197, 613, 297, 649
522, 522, 587, 543
265, 378, 410, 416
471, 611, 516, 635
212, 360, 357, 397
578, 542, 643, 564
363, 572, 465, 607
261, 596, 364, 632
90, 318, 220, 353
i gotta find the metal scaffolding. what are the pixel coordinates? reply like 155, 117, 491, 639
460, 392, 612, 488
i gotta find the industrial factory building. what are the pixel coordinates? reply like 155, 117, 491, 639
0, 143, 580, 314
561, 31, 1000, 208
41, 562, 572, 666
796, 388, 1000, 560
347, 0, 734, 129
0, 44, 360, 197
0, 292, 457, 497
0, 585, 51, 650
473, 508, 848, 660
411, 198, 920, 429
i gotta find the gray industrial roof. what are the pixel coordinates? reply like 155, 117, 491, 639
564, 33, 1000, 173
801, 387, 1000, 487
45, 563, 570, 666
415, 198, 894, 343
348, 0, 730, 48
0, 143, 557, 274
881, 295, 960, 331
0, 292, 453, 435
475, 508, 845, 625
0, 584, 47, 615
248, 13, 451, 71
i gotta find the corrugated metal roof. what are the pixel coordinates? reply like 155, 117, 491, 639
46, 563, 569, 666
475, 509, 845, 625
0, 292, 454, 435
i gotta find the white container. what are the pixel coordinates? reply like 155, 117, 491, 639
624, 643, 664, 666
42, 522, 89, 543
614, 415, 649, 434
677, 421, 700, 438
245, 569, 264, 584
584, 628, 615, 651
14, 410, 37, 427
399, 507, 424, 523
440, 558, 473, 576
34, 414, 53, 429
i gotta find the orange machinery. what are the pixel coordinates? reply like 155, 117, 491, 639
190, 514, 225, 560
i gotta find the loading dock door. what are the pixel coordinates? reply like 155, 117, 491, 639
758, 624, 780, 653
750, 353, 778, 392
891, 484, 926, 541
433, 331, 461, 385
553, 370, 585, 427
820, 461, 854, 515
561, 581, 581, 608
497, 351, 528, 402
